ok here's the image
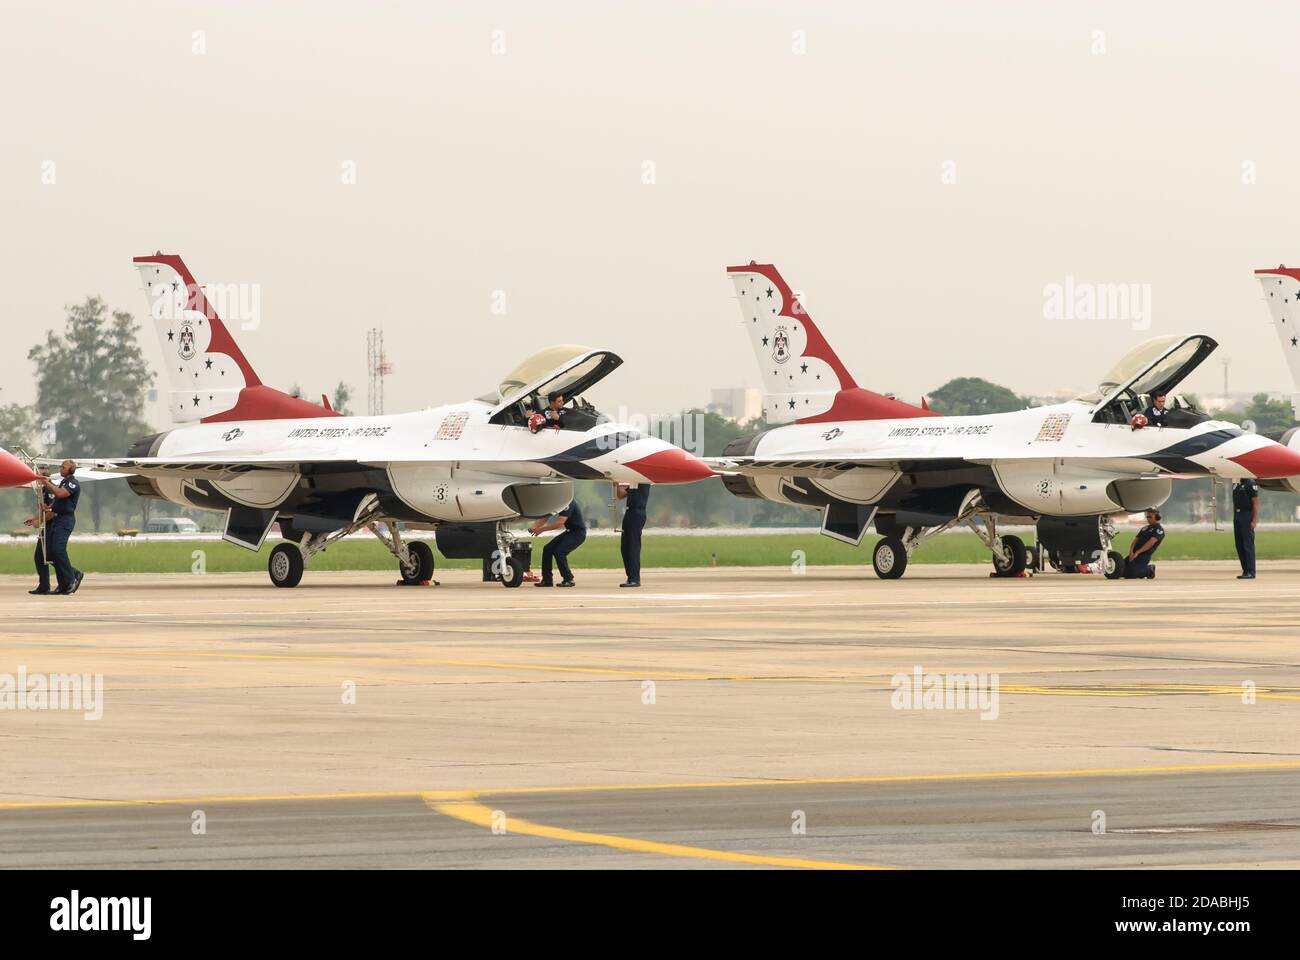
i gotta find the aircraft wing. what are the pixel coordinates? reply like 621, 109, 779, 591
29, 458, 137, 481
54, 455, 378, 480
708, 455, 1204, 481
53, 455, 575, 483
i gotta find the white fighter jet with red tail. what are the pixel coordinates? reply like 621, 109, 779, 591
68, 254, 712, 588
715, 262, 1300, 579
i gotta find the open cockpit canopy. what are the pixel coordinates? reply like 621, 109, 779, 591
489, 345, 623, 428
1075, 335, 1218, 407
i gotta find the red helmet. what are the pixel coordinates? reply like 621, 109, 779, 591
1130, 413, 1149, 430
527, 412, 547, 434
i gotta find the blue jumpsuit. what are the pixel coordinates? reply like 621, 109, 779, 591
541, 499, 586, 584
620, 485, 650, 584
1233, 479, 1259, 577
1123, 522, 1163, 579
36, 475, 81, 592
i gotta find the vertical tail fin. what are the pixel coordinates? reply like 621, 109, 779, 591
725, 262, 934, 424
134, 253, 339, 423
1254, 265, 1300, 420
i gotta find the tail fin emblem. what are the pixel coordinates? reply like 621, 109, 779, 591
772, 325, 790, 364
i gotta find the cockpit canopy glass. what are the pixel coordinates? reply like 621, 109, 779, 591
1075, 335, 1218, 406
489, 345, 624, 430
498, 345, 594, 401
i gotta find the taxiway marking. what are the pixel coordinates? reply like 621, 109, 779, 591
423, 795, 887, 870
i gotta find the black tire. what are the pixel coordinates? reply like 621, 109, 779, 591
400, 541, 435, 584
992, 534, 1027, 577
500, 555, 525, 588
268, 542, 304, 588
1103, 550, 1126, 580
872, 537, 908, 580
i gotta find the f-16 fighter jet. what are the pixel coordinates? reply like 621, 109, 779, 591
715, 262, 1300, 580
68, 254, 711, 588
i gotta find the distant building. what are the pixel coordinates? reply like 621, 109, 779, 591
708, 387, 763, 422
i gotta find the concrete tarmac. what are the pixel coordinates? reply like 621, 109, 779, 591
1, 561, 1297, 868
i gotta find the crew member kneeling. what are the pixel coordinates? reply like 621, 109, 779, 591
529, 499, 586, 588
1123, 509, 1164, 579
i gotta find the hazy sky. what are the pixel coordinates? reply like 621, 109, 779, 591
4, 1, 1300, 425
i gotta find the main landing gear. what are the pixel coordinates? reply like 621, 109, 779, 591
1039, 515, 1124, 579
870, 494, 1027, 581
266, 505, 438, 588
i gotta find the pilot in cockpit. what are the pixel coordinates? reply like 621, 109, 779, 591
542, 392, 567, 427
1143, 392, 1169, 428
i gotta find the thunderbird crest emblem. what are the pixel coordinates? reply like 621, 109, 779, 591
772, 325, 790, 364
222, 428, 243, 442
178, 321, 196, 361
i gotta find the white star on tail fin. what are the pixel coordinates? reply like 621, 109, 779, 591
1255, 266, 1300, 419
134, 253, 338, 424
725, 262, 934, 424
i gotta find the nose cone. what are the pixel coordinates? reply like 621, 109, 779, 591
625, 445, 715, 484
1229, 441, 1300, 479
0, 449, 40, 487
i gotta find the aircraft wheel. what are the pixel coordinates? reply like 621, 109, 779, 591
400, 541, 435, 584
268, 542, 304, 588
992, 534, 1027, 577
1102, 550, 1126, 580
872, 537, 908, 580
500, 555, 525, 588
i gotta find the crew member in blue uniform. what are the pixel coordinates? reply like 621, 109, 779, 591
1232, 477, 1259, 579
529, 498, 586, 587
1144, 392, 1169, 427
616, 481, 650, 587
25, 460, 83, 595
1123, 509, 1164, 579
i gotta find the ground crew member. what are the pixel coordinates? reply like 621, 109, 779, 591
529, 499, 586, 587
1144, 392, 1169, 427
25, 460, 83, 595
1233, 476, 1259, 579
1123, 509, 1164, 579
616, 481, 649, 588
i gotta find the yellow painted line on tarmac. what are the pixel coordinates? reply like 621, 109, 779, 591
3, 759, 1300, 810
423, 794, 887, 870
472, 759, 1300, 797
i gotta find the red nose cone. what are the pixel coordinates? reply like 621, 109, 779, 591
1229, 442, 1300, 479
625, 447, 715, 484
0, 450, 41, 487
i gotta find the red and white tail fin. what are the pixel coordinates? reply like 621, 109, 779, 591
726, 262, 934, 424
134, 253, 339, 424
1254, 265, 1300, 416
